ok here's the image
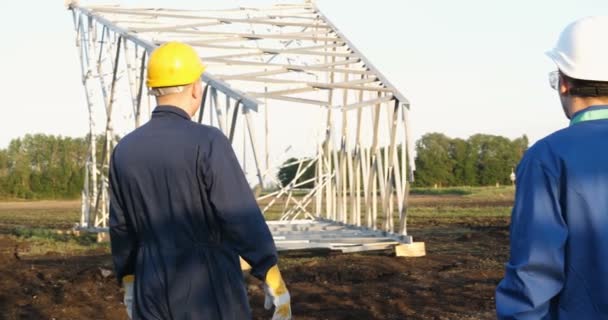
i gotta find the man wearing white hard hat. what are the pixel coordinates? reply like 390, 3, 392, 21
496, 16, 608, 319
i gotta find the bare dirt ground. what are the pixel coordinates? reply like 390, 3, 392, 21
0, 194, 511, 320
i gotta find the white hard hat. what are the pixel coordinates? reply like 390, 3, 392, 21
546, 16, 608, 82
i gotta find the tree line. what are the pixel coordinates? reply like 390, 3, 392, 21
0, 132, 528, 199
278, 133, 529, 189
414, 133, 528, 187
0, 134, 92, 199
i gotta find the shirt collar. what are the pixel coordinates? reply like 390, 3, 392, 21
570, 105, 608, 126
152, 105, 191, 120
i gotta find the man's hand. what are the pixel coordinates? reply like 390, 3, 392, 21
123, 275, 134, 319
264, 265, 291, 320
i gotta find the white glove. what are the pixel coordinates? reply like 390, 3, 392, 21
123, 280, 134, 319
264, 283, 292, 320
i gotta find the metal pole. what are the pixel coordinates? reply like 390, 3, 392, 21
244, 110, 265, 190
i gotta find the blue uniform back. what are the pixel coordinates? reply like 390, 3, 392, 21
496, 106, 608, 319
109, 105, 278, 320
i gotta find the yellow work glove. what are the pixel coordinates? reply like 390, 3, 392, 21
263, 265, 292, 320
122, 275, 134, 320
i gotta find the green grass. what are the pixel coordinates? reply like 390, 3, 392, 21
410, 187, 474, 196
410, 186, 515, 198
0, 186, 514, 256
9, 227, 109, 256
409, 206, 511, 218
0, 202, 108, 256
0, 208, 79, 230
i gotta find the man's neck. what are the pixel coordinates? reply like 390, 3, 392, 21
569, 97, 608, 116
156, 98, 194, 117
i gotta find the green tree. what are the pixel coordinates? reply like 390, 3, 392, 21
414, 133, 453, 187
413, 133, 529, 187
449, 138, 476, 185
466, 134, 526, 186
277, 157, 316, 189
0, 134, 89, 199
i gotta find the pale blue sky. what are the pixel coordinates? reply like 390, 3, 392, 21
1, 0, 607, 150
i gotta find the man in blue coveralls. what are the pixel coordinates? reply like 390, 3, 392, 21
109, 42, 292, 319
496, 16, 608, 319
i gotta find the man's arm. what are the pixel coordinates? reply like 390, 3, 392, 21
203, 129, 278, 280
108, 151, 138, 285
496, 142, 567, 319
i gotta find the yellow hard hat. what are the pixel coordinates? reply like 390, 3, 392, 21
146, 42, 206, 88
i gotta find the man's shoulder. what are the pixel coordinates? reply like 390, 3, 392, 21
184, 122, 226, 146
528, 125, 580, 156
532, 121, 608, 157
519, 128, 572, 174
114, 121, 224, 152
189, 122, 223, 136
521, 124, 596, 174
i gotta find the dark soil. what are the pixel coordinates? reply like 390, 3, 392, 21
0, 198, 510, 320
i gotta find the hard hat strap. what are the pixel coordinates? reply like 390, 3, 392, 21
149, 85, 187, 97
569, 86, 608, 97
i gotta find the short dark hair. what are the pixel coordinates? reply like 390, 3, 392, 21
562, 73, 608, 97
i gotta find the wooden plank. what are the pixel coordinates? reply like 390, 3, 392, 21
90, 6, 316, 16
248, 86, 318, 97
202, 50, 267, 60
262, 94, 314, 108
216, 71, 377, 84
203, 57, 355, 69
293, 66, 371, 76
283, 50, 356, 58
257, 43, 345, 54
201, 49, 355, 60
212, 17, 329, 29
266, 14, 319, 21
263, 95, 328, 106
191, 43, 270, 50
315, 142, 323, 218
341, 95, 395, 111
163, 29, 333, 38
339, 61, 350, 224
353, 76, 366, 226
151, 30, 342, 42
310, 78, 378, 86
340, 242, 399, 253
395, 242, 426, 257
130, 21, 224, 32
216, 68, 288, 80
229, 77, 308, 84
312, 59, 361, 69
309, 82, 392, 92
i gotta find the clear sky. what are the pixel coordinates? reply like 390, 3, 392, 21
1, 0, 607, 150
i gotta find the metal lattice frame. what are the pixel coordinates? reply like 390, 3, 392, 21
68, 0, 416, 251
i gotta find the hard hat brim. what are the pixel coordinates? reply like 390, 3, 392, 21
546, 49, 608, 82
147, 64, 206, 89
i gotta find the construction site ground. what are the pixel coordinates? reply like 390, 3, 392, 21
0, 187, 513, 320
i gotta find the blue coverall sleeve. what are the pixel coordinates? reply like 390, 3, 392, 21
109, 151, 138, 285
496, 142, 567, 319
203, 129, 278, 280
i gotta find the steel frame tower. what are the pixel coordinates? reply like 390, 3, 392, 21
68, 1, 417, 253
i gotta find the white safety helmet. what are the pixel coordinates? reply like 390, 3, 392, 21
546, 16, 608, 82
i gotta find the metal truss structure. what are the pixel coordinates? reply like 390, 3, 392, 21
68, 0, 416, 252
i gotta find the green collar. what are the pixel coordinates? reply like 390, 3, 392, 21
570, 106, 608, 126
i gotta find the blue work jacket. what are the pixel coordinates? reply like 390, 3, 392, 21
109, 105, 278, 320
496, 105, 608, 319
